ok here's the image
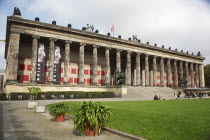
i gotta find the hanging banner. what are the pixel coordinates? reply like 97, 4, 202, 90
53, 45, 61, 82
37, 43, 46, 82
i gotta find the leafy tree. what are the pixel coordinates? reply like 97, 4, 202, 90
27, 87, 41, 101
204, 64, 210, 87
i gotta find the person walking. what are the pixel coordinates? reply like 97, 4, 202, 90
174, 92, 178, 99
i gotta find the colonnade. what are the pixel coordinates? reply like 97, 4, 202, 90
6, 32, 205, 87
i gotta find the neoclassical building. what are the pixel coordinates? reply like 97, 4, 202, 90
4, 8, 205, 94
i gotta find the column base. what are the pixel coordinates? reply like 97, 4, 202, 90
37, 81, 47, 84
54, 81, 61, 84
103, 82, 110, 85
30, 80, 37, 84
47, 81, 54, 84
63, 82, 69, 85
92, 83, 98, 86
6, 80, 17, 84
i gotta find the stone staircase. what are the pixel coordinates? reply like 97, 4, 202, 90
123, 86, 177, 100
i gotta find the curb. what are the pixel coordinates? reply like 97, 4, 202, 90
66, 114, 146, 140
103, 127, 147, 140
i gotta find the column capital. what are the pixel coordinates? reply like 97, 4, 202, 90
65, 40, 72, 44
93, 45, 99, 48
10, 31, 21, 34
167, 58, 171, 61
136, 52, 141, 56
160, 57, 165, 60
32, 35, 40, 39
153, 55, 157, 58
145, 54, 150, 57
185, 61, 189, 64
49, 38, 57, 41
127, 51, 132, 54
174, 59, 177, 62
117, 49, 122, 52
105, 47, 111, 50
79, 42, 86, 46
179, 60, 183, 63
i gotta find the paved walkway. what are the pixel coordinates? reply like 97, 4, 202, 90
2, 101, 131, 140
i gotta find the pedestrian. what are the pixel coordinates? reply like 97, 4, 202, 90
174, 92, 178, 99
154, 95, 158, 100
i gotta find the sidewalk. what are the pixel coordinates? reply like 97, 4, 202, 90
2, 101, 130, 140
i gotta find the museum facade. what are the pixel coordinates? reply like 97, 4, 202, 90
4, 8, 205, 94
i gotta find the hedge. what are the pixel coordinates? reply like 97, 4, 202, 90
5, 91, 118, 100
0, 93, 7, 100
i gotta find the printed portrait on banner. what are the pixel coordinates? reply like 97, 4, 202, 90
37, 43, 46, 82
53, 45, 61, 82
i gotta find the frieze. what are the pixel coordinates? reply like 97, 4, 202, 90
10, 23, 204, 64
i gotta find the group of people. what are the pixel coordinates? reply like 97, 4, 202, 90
186, 92, 205, 98
174, 91, 182, 99
154, 95, 165, 100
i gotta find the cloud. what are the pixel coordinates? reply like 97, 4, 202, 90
0, 0, 210, 69
27, 0, 210, 64
0, 14, 7, 69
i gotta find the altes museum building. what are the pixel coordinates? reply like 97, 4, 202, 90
4, 8, 205, 94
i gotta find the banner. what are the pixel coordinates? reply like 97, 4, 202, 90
37, 43, 46, 82
53, 45, 61, 82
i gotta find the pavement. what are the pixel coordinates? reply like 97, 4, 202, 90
1, 100, 133, 140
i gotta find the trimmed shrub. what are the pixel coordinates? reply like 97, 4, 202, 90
0, 93, 7, 100
9, 91, 116, 100
10, 93, 29, 100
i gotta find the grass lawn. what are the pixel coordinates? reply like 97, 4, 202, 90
48, 99, 210, 140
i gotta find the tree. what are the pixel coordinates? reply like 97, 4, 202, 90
27, 87, 41, 101
204, 64, 210, 87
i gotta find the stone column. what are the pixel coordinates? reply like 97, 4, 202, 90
30, 35, 39, 82
142, 64, 145, 87
48, 38, 56, 83
153, 56, 157, 86
185, 62, 189, 87
190, 63, 194, 87
116, 49, 121, 72
104, 48, 111, 85
145, 54, 150, 86
92, 45, 98, 85
6, 31, 20, 83
174, 60, 178, 87
126, 51, 131, 86
78, 43, 86, 84
136, 53, 141, 86
64, 40, 71, 84
160, 57, 165, 87
179, 61, 183, 80
167, 59, 172, 86
202, 65, 205, 87
195, 64, 199, 87
199, 64, 205, 87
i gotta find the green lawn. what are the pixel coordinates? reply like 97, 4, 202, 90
49, 99, 210, 140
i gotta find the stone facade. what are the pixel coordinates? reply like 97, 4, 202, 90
3, 13, 206, 94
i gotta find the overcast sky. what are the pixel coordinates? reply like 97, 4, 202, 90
0, 0, 210, 69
